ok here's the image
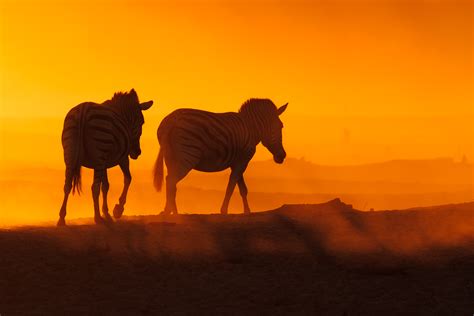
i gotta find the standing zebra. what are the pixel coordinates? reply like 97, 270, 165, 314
153, 98, 287, 215
59, 89, 153, 226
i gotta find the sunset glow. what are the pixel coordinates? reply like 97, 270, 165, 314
0, 0, 472, 224
2, 0, 472, 163
1, 2, 474, 314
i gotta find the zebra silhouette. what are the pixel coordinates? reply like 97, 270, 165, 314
153, 98, 287, 215
59, 89, 153, 226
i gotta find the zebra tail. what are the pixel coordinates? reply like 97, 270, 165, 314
71, 165, 82, 195
153, 147, 164, 191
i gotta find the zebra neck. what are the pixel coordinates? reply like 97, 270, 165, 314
104, 101, 131, 125
240, 113, 264, 146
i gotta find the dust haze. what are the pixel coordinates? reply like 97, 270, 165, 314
2, 200, 474, 314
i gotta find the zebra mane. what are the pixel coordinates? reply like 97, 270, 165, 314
238, 98, 277, 115
109, 89, 139, 107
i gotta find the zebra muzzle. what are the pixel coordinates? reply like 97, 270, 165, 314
130, 150, 141, 159
273, 149, 286, 164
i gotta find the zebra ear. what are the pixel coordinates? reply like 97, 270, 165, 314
140, 100, 153, 111
277, 103, 288, 116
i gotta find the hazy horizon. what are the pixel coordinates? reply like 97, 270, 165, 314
1, 154, 472, 226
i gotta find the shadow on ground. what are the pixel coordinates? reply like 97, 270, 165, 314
1, 199, 473, 315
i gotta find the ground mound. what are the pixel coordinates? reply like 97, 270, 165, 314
1, 199, 473, 314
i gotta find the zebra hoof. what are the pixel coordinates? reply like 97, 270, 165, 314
113, 204, 124, 219
104, 213, 114, 223
57, 218, 66, 226
94, 216, 106, 225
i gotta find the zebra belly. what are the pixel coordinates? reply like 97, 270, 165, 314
194, 159, 230, 172
168, 139, 231, 172
82, 140, 127, 169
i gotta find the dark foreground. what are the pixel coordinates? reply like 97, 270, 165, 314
1, 199, 474, 315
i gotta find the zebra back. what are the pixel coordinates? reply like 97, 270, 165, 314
62, 90, 153, 193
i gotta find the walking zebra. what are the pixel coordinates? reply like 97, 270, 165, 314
59, 89, 153, 226
153, 98, 287, 215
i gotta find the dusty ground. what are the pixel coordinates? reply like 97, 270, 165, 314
1, 199, 473, 315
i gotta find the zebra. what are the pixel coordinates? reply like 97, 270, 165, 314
58, 89, 153, 226
153, 98, 287, 215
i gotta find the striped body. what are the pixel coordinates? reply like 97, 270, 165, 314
58, 90, 153, 226
62, 102, 131, 170
158, 109, 256, 172
154, 98, 288, 215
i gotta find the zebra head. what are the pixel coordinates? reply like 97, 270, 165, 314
117, 89, 153, 160
261, 102, 288, 164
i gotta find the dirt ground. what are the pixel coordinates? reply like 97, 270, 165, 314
1, 199, 473, 315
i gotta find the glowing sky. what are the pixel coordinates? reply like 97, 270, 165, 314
1, 0, 473, 165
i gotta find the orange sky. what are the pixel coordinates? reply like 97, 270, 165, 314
0, 0, 473, 166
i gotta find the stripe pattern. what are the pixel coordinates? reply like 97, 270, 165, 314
59, 89, 153, 226
154, 98, 288, 215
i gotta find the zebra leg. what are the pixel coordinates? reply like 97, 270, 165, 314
220, 171, 241, 215
92, 169, 106, 225
113, 159, 131, 219
237, 176, 251, 214
101, 169, 113, 223
163, 175, 178, 215
58, 169, 73, 226
162, 164, 191, 215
